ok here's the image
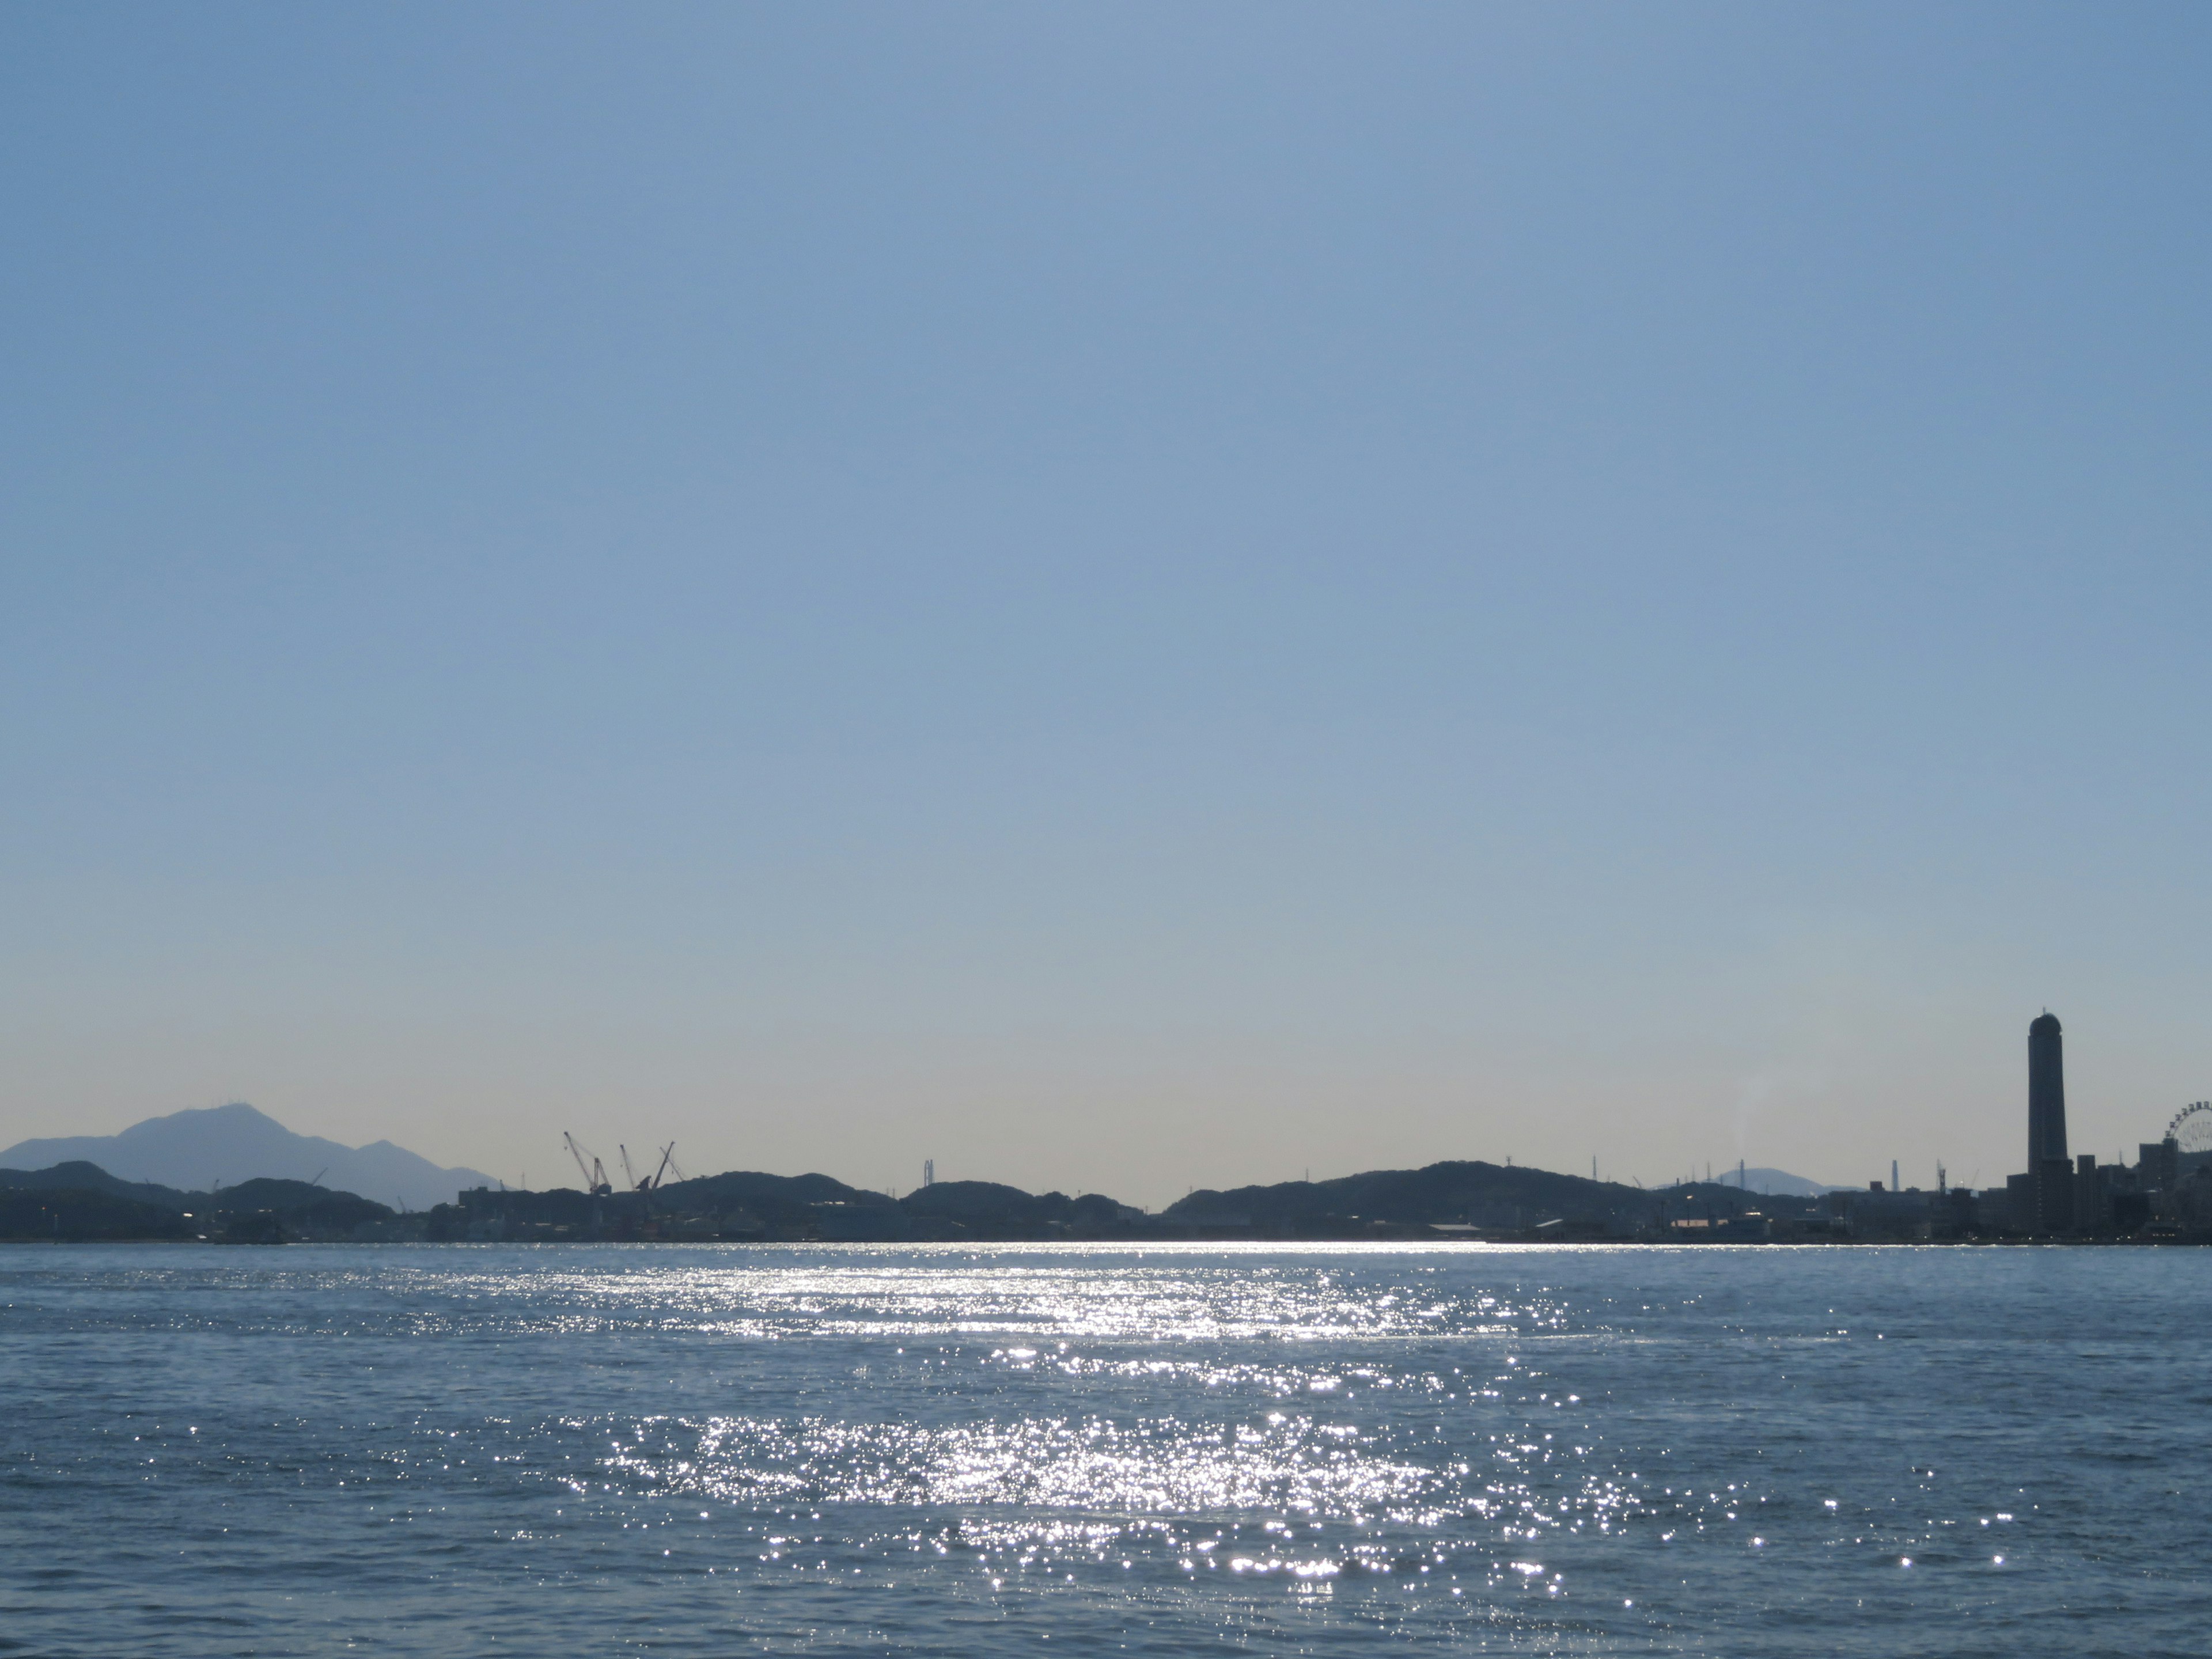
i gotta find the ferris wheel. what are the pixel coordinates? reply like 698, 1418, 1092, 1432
2165, 1101, 2212, 1157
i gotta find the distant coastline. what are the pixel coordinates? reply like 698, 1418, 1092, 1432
6, 1152, 2208, 1245
12, 1054, 2210, 1245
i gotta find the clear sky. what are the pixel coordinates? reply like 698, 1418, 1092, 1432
4, 3, 2210, 1206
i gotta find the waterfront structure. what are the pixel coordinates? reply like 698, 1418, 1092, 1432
2029, 1012, 2073, 1230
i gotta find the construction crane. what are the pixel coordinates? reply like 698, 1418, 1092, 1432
607, 1141, 675, 1218
564, 1132, 613, 1197
611, 1142, 682, 1193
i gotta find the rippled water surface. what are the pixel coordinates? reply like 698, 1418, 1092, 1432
3, 1244, 2207, 1656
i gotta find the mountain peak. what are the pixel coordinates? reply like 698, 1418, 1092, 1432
1, 1105, 496, 1211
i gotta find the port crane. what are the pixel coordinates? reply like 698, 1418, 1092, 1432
566, 1134, 685, 1203
564, 1132, 614, 1197
617, 1142, 683, 1194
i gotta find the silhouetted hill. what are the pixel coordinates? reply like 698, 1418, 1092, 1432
901, 1181, 1131, 1231
659, 1169, 888, 1223
0, 1104, 496, 1211
206, 1178, 395, 1230
1167, 1160, 1775, 1234
452, 1169, 1142, 1241
0, 1186, 190, 1241
0, 1160, 189, 1209
902, 1180, 1058, 1224
0, 1161, 395, 1239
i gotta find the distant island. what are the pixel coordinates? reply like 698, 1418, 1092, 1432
6, 1149, 2210, 1245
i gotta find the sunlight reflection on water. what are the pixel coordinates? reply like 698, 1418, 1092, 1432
3, 1243, 2207, 1656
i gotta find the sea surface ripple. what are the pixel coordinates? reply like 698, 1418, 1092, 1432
2, 1243, 2206, 1656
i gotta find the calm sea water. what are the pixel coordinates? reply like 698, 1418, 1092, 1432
2, 1243, 2206, 1657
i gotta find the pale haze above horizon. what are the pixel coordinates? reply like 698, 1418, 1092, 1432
4, 4, 2210, 1209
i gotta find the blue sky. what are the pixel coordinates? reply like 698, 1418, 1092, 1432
4, 3, 2210, 1202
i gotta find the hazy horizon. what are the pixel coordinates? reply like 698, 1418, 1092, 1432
0, 1097, 1855, 1204
6, 5, 2211, 1209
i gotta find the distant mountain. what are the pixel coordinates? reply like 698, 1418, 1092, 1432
0, 1104, 497, 1212
1725, 1167, 1842, 1198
